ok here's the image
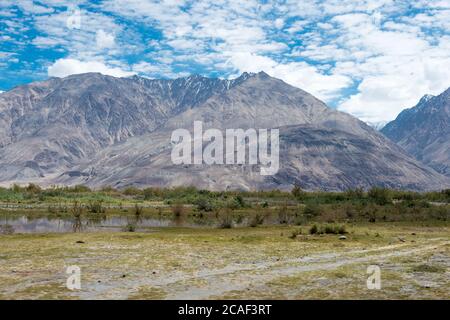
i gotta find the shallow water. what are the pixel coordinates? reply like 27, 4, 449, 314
0, 215, 212, 234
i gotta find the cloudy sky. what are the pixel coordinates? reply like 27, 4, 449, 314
1, 0, 450, 123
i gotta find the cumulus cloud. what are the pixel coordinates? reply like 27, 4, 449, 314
48, 58, 134, 78
225, 52, 352, 101
96, 29, 115, 49
330, 11, 450, 121
1, 0, 450, 123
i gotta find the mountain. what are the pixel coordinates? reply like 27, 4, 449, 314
381, 90, 450, 176
0, 73, 250, 181
366, 121, 388, 131
0, 72, 448, 191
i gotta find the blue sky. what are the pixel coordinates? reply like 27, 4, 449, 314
0, 0, 450, 123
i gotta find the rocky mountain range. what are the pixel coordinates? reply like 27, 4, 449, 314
382, 90, 450, 177
0, 72, 448, 191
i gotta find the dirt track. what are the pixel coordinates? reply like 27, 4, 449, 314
78, 238, 449, 299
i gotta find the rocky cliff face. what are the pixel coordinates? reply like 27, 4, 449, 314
0, 72, 448, 191
382, 90, 450, 176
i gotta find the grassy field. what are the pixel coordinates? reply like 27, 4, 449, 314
0, 223, 448, 299
0, 185, 448, 300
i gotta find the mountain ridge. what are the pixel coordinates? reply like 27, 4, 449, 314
381, 88, 450, 176
0, 72, 448, 191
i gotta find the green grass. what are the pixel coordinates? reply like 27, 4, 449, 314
0, 222, 448, 299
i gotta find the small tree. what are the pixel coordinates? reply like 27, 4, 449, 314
291, 185, 306, 200
368, 187, 392, 205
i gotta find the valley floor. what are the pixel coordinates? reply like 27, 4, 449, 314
0, 223, 448, 299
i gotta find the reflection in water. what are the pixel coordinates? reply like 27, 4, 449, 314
0, 224, 15, 235
0, 214, 212, 234
73, 216, 83, 233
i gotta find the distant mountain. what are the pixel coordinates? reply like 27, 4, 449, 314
366, 121, 388, 131
0, 72, 448, 191
382, 90, 449, 176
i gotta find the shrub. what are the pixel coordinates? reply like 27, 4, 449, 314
277, 203, 289, 224
309, 223, 347, 235
344, 188, 364, 200
12, 184, 23, 193
123, 223, 136, 232
143, 187, 163, 200
71, 201, 83, 232
234, 213, 244, 224
123, 187, 142, 196
67, 185, 91, 193
368, 187, 392, 205
304, 203, 321, 217
195, 197, 214, 212
248, 213, 265, 227
171, 204, 185, 217
291, 185, 306, 200
70, 201, 83, 218
26, 183, 42, 194
87, 201, 105, 214
100, 186, 117, 193
324, 224, 347, 235
294, 215, 307, 225
218, 209, 233, 229
309, 224, 319, 234
134, 204, 144, 216
289, 228, 302, 239
231, 195, 246, 209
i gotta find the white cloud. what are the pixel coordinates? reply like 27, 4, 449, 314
96, 29, 115, 49
16, 0, 54, 15
1, 0, 450, 123
330, 10, 450, 122
274, 18, 284, 29
225, 52, 352, 101
131, 61, 165, 75
47, 58, 134, 78
338, 55, 450, 122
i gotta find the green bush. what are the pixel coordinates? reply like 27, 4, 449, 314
123, 223, 136, 232
218, 209, 233, 229
248, 213, 265, 227
195, 197, 215, 212
309, 223, 347, 235
278, 204, 289, 224
123, 187, 142, 196
87, 201, 105, 214
368, 187, 392, 205
309, 224, 319, 234
171, 204, 185, 217
291, 185, 306, 200
304, 203, 321, 217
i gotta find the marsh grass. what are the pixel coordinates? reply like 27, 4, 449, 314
411, 264, 446, 273
171, 204, 185, 217
218, 209, 233, 229
70, 201, 84, 232
248, 213, 265, 227
309, 223, 347, 235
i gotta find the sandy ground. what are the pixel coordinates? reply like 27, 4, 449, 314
0, 224, 449, 299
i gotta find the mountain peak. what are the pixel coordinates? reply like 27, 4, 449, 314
256, 71, 270, 78
417, 94, 435, 107
381, 87, 449, 177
